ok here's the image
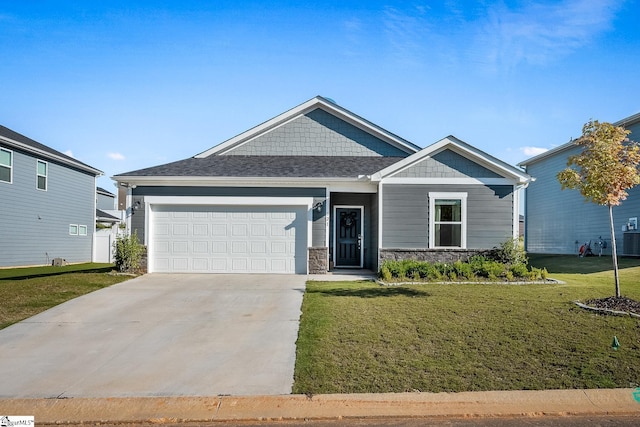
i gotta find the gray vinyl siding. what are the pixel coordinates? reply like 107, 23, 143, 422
524, 138, 640, 255
0, 147, 95, 267
312, 197, 326, 247
96, 192, 115, 210
329, 193, 377, 269
381, 184, 514, 249
131, 186, 327, 247
224, 108, 409, 157
393, 149, 503, 178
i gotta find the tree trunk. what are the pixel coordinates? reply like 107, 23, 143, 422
608, 204, 621, 298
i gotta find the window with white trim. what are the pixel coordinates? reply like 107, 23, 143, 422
69, 224, 78, 235
0, 148, 12, 183
429, 192, 467, 248
37, 160, 47, 190
78, 225, 87, 236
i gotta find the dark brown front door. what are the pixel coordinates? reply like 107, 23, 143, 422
335, 207, 362, 267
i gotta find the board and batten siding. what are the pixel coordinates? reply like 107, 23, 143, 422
381, 184, 514, 249
131, 186, 327, 247
0, 147, 96, 267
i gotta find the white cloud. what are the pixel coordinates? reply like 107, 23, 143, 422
476, 0, 621, 71
521, 146, 549, 157
63, 150, 74, 158
108, 152, 125, 160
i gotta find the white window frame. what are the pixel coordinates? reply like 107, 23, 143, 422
0, 147, 12, 184
36, 160, 48, 191
78, 225, 87, 236
69, 224, 78, 235
428, 192, 467, 249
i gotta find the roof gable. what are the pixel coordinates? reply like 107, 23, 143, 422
373, 135, 530, 183
195, 96, 420, 158
392, 149, 503, 179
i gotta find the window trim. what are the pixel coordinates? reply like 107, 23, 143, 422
69, 224, 78, 235
0, 147, 13, 184
78, 225, 87, 236
36, 159, 48, 191
428, 192, 468, 249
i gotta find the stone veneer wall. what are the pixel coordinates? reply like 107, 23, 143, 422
308, 247, 329, 274
379, 248, 495, 265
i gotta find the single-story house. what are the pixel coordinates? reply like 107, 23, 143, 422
114, 96, 531, 274
519, 112, 640, 255
0, 124, 103, 267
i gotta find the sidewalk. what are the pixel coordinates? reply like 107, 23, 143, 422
2, 389, 639, 424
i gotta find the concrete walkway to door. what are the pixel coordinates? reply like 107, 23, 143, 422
0, 274, 306, 399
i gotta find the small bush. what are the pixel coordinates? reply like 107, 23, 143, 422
453, 260, 474, 280
113, 231, 144, 273
493, 238, 528, 265
380, 265, 392, 281
510, 263, 529, 278
378, 255, 543, 283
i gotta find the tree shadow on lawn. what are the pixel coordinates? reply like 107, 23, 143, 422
306, 285, 430, 298
528, 253, 640, 274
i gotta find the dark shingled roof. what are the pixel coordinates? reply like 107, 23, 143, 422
0, 124, 102, 175
115, 156, 406, 178
96, 209, 119, 221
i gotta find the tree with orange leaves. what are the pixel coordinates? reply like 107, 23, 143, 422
557, 120, 640, 297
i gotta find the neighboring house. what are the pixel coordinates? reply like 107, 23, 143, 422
95, 187, 121, 263
114, 96, 531, 274
96, 186, 121, 229
0, 125, 103, 267
519, 112, 640, 255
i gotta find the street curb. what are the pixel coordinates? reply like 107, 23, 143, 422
1, 389, 639, 424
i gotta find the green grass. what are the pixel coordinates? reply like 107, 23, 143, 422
294, 256, 640, 394
0, 263, 131, 329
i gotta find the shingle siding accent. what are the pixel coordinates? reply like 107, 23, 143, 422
224, 109, 409, 157
0, 147, 95, 267
393, 149, 503, 178
381, 184, 513, 249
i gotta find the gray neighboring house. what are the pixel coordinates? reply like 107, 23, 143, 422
114, 96, 531, 274
96, 186, 121, 228
519, 112, 640, 256
0, 125, 103, 267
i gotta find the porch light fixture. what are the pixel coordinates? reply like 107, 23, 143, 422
313, 201, 324, 212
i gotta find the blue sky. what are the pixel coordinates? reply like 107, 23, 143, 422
1, 0, 638, 191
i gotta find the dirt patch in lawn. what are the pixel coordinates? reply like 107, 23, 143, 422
584, 296, 640, 316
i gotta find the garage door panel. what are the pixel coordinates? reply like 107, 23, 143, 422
151, 205, 307, 273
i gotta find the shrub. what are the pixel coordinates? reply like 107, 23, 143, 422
380, 265, 392, 281
493, 238, 528, 266
113, 231, 145, 273
509, 262, 529, 278
452, 260, 474, 280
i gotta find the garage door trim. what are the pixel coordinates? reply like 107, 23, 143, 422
144, 196, 313, 274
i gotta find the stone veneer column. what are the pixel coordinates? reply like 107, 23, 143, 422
308, 247, 329, 274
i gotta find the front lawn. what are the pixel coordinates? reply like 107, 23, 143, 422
294, 257, 640, 394
0, 263, 131, 329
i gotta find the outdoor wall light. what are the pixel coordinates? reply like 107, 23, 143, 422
313, 201, 324, 212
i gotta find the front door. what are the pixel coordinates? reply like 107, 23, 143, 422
335, 207, 363, 268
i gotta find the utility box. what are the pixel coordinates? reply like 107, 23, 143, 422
52, 257, 67, 267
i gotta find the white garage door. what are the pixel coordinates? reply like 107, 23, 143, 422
151, 205, 307, 274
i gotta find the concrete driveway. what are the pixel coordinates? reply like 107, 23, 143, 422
0, 274, 306, 398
